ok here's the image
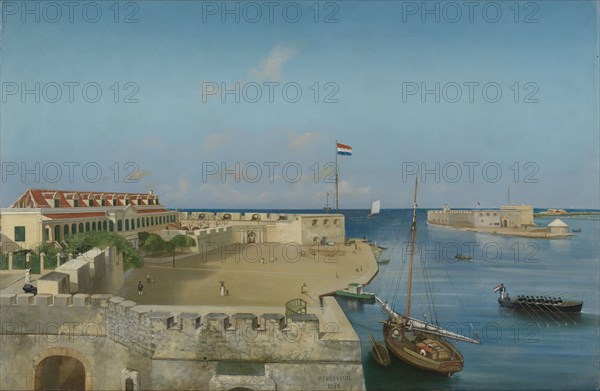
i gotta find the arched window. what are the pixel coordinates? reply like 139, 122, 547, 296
92, 222, 96, 231
312, 219, 318, 226
146, 217, 149, 226
54, 225, 61, 242
85, 222, 90, 232
131, 219, 136, 230
137, 218, 140, 228
79, 223, 84, 233
125, 220, 130, 231
63, 224, 69, 238
103, 221, 107, 231
109, 221, 115, 232
71, 223, 77, 234
118, 220, 123, 232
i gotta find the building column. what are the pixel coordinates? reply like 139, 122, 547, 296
40, 253, 46, 273
8, 252, 13, 271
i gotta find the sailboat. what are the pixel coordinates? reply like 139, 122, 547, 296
377, 176, 480, 377
368, 200, 381, 217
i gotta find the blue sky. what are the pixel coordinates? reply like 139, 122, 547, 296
1, 1, 598, 209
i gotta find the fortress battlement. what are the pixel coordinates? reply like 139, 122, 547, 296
1, 293, 359, 363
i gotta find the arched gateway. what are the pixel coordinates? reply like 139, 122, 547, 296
32, 348, 93, 390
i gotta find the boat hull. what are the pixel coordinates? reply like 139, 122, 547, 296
371, 342, 391, 367
383, 320, 464, 376
499, 298, 582, 313
336, 291, 376, 303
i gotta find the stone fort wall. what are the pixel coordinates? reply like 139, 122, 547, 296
178, 212, 346, 250
0, 294, 365, 390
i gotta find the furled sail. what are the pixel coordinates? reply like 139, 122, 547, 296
376, 296, 480, 344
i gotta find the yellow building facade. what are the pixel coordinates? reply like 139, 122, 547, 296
1, 189, 178, 251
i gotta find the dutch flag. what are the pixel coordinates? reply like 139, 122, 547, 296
337, 143, 352, 156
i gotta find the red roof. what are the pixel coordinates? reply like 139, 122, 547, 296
10, 189, 159, 208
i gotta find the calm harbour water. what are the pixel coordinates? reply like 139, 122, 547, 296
341, 208, 600, 391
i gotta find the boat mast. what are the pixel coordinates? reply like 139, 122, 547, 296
406, 174, 418, 318
335, 140, 339, 213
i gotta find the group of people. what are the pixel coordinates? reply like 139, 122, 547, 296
516, 295, 563, 305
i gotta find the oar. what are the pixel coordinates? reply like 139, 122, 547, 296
520, 300, 550, 327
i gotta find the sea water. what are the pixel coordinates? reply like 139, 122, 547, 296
341, 209, 600, 391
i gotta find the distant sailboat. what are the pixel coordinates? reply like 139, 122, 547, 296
368, 200, 381, 217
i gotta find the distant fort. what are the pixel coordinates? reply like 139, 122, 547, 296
427, 204, 534, 229
427, 204, 572, 238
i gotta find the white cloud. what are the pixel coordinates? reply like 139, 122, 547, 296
338, 180, 371, 198
159, 176, 191, 202
287, 131, 318, 149
129, 169, 152, 180
250, 45, 297, 81
202, 132, 234, 152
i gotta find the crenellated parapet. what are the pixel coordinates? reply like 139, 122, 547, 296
1, 293, 360, 364
105, 298, 353, 362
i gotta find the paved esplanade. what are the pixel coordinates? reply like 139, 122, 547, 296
121, 240, 378, 307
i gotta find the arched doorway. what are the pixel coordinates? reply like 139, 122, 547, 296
35, 355, 85, 390
247, 231, 256, 244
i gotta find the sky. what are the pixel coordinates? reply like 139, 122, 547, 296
1, 1, 599, 209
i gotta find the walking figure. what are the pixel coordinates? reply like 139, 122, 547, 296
138, 281, 144, 295
146, 272, 152, 284
24, 267, 31, 284
301, 283, 308, 294
219, 281, 226, 296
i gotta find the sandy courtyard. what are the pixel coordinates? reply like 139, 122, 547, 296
120, 240, 378, 308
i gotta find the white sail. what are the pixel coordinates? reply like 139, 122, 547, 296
370, 200, 381, 215
375, 296, 480, 344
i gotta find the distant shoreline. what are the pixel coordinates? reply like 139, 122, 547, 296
534, 212, 600, 217
427, 222, 574, 239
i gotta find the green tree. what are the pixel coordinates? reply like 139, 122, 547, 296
168, 234, 196, 254
138, 231, 150, 245
144, 234, 166, 256
36, 242, 59, 269
65, 231, 143, 271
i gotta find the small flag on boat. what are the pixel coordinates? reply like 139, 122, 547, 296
337, 143, 352, 156
493, 284, 502, 292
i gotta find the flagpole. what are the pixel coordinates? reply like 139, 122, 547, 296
335, 140, 339, 213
